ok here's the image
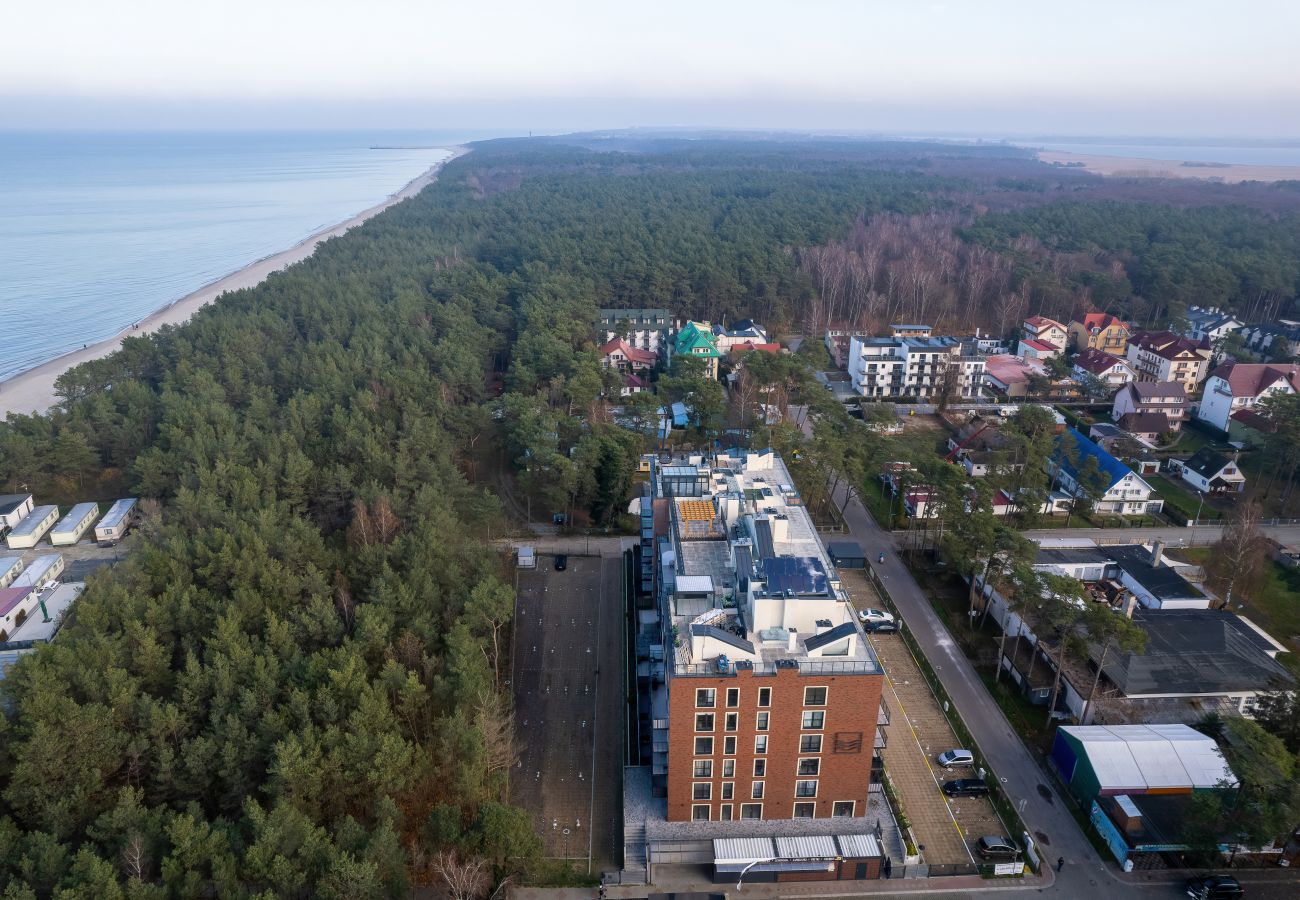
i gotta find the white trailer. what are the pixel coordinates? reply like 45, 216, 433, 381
0, 494, 34, 532
0, 556, 22, 589
11, 554, 65, 591
95, 498, 138, 546
5, 505, 59, 550
50, 503, 100, 546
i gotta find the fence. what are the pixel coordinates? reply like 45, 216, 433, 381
865, 566, 1038, 874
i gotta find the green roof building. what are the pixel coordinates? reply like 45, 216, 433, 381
671, 321, 721, 379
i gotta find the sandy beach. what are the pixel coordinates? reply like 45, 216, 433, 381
1038, 150, 1300, 183
0, 146, 469, 419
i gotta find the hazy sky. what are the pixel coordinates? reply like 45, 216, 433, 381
4, 0, 1298, 137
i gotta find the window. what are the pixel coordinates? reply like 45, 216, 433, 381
757, 687, 771, 707
692, 804, 710, 822
724, 736, 737, 755
756, 711, 769, 731
793, 802, 816, 819
796, 780, 818, 798
720, 804, 733, 821
800, 734, 823, 753
726, 688, 739, 708
694, 737, 713, 756
722, 759, 735, 778
696, 688, 715, 708
798, 758, 820, 776
741, 803, 762, 820
802, 711, 825, 730
695, 713, 714, 732
693, 760, 712, 778
751, 781, 764, 799
832, 801, 855, 817
722, 782, 734, 800
725, 713, 738, 732
753, 759, 766, 777
804, 686, 827, 706
754, 735, 768, 754
693, 782, 712, 801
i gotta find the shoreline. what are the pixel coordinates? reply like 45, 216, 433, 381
1037, 149, 1300, 183
0, 145, 469, 419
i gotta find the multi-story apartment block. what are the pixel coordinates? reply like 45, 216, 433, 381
1125, 331, 1212, 394
653, 449, 886, 823
1068, 313, 1130, 355
1022, 315, 1068, 348
1197, 362, 1300, 432
597, 308, 671, 353
847, 336, 985, 401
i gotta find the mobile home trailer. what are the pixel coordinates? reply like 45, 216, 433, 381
0, 494, 34, 532
95, 498, 138, 546
5, 505, 59, 550
49, 503, 100, 547
11, 555, 65, 591
0, 557, 22, 589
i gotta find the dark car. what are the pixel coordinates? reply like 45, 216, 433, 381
1185, 875, 1243, 899
942, 778, 989, 798
554, 554, 568, 571
975, 835, 1018, 860
867, 620, 899, 634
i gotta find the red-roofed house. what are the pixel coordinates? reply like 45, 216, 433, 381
1113, 381, 1189, 432
1017, 338, 1062, 361
600, 338, 657, 373
1023, 315, 1068, 348
1072, 349, 1136, 387
728, 341, 781, 357
1068, 313, 1131, 354
1197, 362, 1300, 432
621, 373, 650, 397
1125, 331, 1212, 393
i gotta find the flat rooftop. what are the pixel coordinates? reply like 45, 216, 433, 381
4, 582, 82, 644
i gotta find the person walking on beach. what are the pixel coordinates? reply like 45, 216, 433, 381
1056, 856, 1065, 872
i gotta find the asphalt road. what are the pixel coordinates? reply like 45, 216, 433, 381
1020, 523, 1300, 547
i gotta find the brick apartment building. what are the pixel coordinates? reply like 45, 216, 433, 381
653, 449, 886, 824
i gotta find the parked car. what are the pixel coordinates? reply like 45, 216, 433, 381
936, 749, 974, 768
942, 778, 989, 798
554, 554, 568, 572
866, 620, 899, 634
975, 835, 1018, 860
1185, 875, 1244, 899
858, 608, 895, 626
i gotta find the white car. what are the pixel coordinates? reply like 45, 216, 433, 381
858, 608, 895, 626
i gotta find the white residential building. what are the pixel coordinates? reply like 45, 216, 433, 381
848, 336, 985, 401
1197, 362, 1300, 432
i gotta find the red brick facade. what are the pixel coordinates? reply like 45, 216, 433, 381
666, 666, 884, 822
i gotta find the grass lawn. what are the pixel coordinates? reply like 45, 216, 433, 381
1158, 426, 1215, 456
1148, 473, 1221, 522
1181, 548, 1300, 674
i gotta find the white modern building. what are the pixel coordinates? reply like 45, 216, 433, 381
1197, 362, 1300, 433
847, 336, 985, 401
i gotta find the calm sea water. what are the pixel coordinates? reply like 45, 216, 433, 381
1023, 141, 1300, 167
0, 131, 482, 381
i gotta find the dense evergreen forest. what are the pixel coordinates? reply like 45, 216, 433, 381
1, 136, 1299, 896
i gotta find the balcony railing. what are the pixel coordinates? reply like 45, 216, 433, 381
672, 657, 882, 677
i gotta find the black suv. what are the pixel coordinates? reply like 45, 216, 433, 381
942, 778, 989, 798
554, 554, 568, 571
1185, 875, 1243, 899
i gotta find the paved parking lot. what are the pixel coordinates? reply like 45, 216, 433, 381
841, 569, 1006, 865
511, 554, 624, 872
12, 536, 127, 581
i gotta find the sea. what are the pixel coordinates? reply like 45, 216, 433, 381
1018, 140, 1300, 167
0, 130, 490, 382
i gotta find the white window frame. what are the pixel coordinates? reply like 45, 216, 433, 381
753, 758, 766, 778
803, 685, 828, 706
795, 779, 818, 798
721, 781, 734, 800
757, 687, 771, 707
832, 800, 855, 817
695, 713, 715, 732
694, 737, 713, 756
720, 803, 734, 821
692, 804, 711, 822
793, 802, 816, 819
726, 688, 740, 708
800, 734, 823, 753
696, 688, 716, 708
797, 757, 821, 777
724, 736, 737, 755
740, 803, 763, 820
693, 782, 712, 801
722, 759, 735, 778
724, 712, 738, 732
756, 711, 769, 731
693, 760, 713, 778
801, 710, 825, 730
754, 735, 768, 754
751, 781, 764, 799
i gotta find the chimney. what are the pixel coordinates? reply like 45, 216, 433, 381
788, 628, 799, 652
1124, 593, 1138, 619
814, 619, 832, 636
1149, 540, 1165, 568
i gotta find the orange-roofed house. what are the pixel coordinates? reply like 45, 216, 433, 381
600, 338, 658, 373
1068, 313, 1131, 355
1022, 315, 1068, 348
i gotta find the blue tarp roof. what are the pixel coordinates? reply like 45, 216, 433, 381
1056, 428, 1133, 490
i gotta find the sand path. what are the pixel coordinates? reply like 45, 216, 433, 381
0, 146, 469, 419
1037, 149, 1300, 183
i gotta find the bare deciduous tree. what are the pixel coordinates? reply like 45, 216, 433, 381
1207, 498, 1269, 610
432, 850, 489, 900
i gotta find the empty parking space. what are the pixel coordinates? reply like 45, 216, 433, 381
511, 554, 623, 872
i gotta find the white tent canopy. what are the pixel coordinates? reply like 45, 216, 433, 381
1061, 723, 1237, 792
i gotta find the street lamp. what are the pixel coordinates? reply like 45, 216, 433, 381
1193, 490, 1205, 526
